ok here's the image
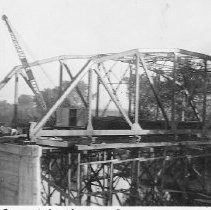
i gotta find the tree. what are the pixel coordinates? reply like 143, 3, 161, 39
124, 58, 206, 122
0, 100, 13, 125
18, 94, 34, 106
0, 96, 38, 126
16, 94, 40, 126
33, 80, 88, 126
35, 80, 88, 113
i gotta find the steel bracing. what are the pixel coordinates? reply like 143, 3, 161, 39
1, 48, 211, 142
30, 49, 211, 140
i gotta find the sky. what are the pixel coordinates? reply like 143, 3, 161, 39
0, 0, 211, 103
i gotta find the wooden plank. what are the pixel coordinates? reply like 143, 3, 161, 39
0, 134, 26, 141
35, 138, 211, 150
79, 153, 210, 166
76, 140, 211, 150
37, 128, 207, 137
36, 139, 72, 147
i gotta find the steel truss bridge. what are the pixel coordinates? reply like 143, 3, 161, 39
1, 48, 211, 205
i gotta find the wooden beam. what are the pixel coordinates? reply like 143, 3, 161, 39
77, 140, 211, 150
36, 128, 207, 137
79, 153, 210, 165
36, 138, 211, 149
36, 138, 71, 147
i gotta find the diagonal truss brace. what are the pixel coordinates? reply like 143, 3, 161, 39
61, 61, 88, 108
94, 66, 133, 128
140, 56, 170, 126
31, 60, 138, 139
101, 65, 130, 117
30, 60, 92, 138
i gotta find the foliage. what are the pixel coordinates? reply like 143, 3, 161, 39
0, 80, 88, 126
125, 59, 206, 121
0, 100, 14, 125
35, 80, 88, 114
17, 94, 40, 125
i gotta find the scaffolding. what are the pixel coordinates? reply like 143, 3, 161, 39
41, 142, 211, 206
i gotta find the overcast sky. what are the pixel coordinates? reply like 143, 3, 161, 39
0, 0, 211, 102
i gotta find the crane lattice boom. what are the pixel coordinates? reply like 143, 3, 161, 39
2, 14, 47, 111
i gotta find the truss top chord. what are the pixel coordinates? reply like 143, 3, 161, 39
12, 48, 211, 71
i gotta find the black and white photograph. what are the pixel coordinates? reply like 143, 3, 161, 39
0, 0, 211, 207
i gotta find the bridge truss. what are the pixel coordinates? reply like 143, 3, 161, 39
2, 48, 211, 205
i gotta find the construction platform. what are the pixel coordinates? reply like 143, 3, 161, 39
0, 135, 210, 206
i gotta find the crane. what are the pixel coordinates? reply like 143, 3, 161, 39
2, 14, 47, 111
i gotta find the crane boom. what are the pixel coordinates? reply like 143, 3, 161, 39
2, 14, 47, 111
